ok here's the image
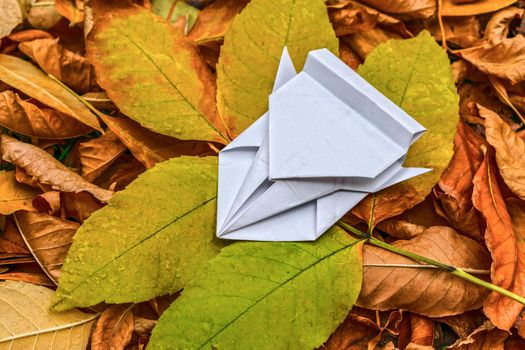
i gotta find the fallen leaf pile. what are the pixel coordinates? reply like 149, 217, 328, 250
0, 0, 524, 349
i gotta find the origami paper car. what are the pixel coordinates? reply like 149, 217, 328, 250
216, 48, 430, 241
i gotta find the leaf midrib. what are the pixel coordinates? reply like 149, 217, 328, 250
197, 239, 362, 349
114, 27, 228, 143
54, 195, 217, 307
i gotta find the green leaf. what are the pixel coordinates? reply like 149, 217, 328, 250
216, 0, 338, 136
52, 156, 226, 311
87, 3, 229, 144
354, 31, 459, 224
148, 227, 363, 350
0, 281, 97, 349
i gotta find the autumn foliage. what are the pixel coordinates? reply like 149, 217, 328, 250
0, 0, 525, 349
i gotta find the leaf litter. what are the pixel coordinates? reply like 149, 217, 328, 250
0, 0, 525, 349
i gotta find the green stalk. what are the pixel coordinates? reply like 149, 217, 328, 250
337, 221, 525, 306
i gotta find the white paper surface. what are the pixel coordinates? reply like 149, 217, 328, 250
217, 47, 430, 241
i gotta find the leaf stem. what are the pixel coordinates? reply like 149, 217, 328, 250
337, 221, 525, 306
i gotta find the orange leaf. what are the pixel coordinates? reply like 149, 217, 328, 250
91, 305, 134, 350
472, 150, 525, 330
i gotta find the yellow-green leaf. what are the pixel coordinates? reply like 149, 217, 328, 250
52, 156, 226, 311
352, 31, 459, 225
216, 0, 338, 136
0, 54, 102, 131
0, 281, 97, 349
148, 227, 363, 350
87, 3, 229, 144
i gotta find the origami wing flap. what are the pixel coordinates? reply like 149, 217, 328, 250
315, 191, 368, 237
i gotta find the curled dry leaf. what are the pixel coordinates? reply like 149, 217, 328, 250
14, 211, 78, 283
339, 41, 362, 70
437, 121, 484, 240
472, 150, 525, 330
61, 191, 103, 223
0, 54, 102, 131
87, 0, 229, 143
7, 29, 53, 43
441, 0, 518, 17
447, 320, 508, 349
1, 135, 113, 203
458, 35, 525, 84
328, 0, 411, 37
187, 0, 249, 43
100, 114, 215, 169
55, 0, 85, 25
323, 308, 402, 350
91, 305, 134, 350
357, 226, 491, 317
484, 7, 524, 43
32, 191, 61, 215
0, 90, 92, 139
19, 38, 98, 94
79, 131, 127, 182
481, 105, 525, 200
0, 171, 40, 215
359, 0, 436, 19
0, 262, 54, 286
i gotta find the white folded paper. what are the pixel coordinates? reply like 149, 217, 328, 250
217, 47, 430, 241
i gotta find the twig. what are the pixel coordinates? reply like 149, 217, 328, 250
363, 263, 490, 275
337, 221, 525, 306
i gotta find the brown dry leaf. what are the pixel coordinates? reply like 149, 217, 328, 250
484, 7, 524, 42
78, 131, 127, 182
0, 170, 40, 215
376, 196, 450, 240
100, 114, 215, 169
0, 54, 102, 131
398, 314, 435, 350
441, 0, 517, 17
61, 191, 103, 223
328, 0, 411, 37
1, 134, 113, 202
481, 106, 525, 200
342, 27, 404, 60
472, 150, 525, 330
32, 191, 61, 215
7, 29, 53, 43
14, 211, 78, 283
425, 16, 480, 48
92, 305, 134, 350
0, 90, 92, 139
358, 0, 435, 19
437, 310, 486, 339
447, 320, 508, 349
55, 0, 85, 25
0, 262, 54, 286
187, 0, 249, 43
19, 38, 98, 94
377, 219, 426, 240
0, 217, 31, 257
458, 35, 525, 84
339, 41, 362, 70
437, 121, 484, 239
357, 226, 490, 316
322, 308, 402, 350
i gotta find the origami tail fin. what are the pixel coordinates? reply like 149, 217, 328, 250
375, 167, 431, 192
